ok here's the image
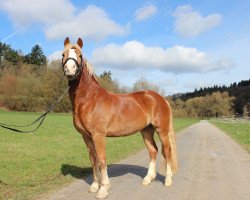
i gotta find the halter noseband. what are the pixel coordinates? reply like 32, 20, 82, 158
62, 44, 83, 80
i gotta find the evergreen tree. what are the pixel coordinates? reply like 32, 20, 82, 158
100, 70, 112, 81
0, 42, 21, 66
24, 44, 47, 66
98, 71, 120, 93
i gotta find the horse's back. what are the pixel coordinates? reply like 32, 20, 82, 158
105, 90, 171, 136
132, 90, 171, 113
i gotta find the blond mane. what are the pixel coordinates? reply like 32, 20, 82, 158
83, 59, 100, 85
83, 58, 95, 76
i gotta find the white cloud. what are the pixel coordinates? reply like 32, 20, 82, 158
185, 80, 218, 90
173, 5, 222, 37
47, 50, 62, 61
0, 0, 129, 40
0, 0, 74, 26
45, 5, 129, 40
91, 41, 234, 74
134, 4, 157, 21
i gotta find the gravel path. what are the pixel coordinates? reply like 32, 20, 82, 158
46, 121, 250, 200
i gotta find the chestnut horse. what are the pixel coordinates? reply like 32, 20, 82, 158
62, 37, 178, 199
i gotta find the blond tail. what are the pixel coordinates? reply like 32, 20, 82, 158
160, 104, 178, 175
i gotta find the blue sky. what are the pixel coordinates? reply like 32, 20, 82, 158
0, 0, 250, 95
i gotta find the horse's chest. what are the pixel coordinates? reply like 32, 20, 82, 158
72, 112, 88, 133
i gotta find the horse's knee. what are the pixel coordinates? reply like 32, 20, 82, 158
97, 158, 106, 169
149, 147, 158, 160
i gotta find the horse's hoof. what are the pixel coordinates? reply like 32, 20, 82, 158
164, 179, 172, 187
142, 174, 156, 186
89, 186, 99, 193
95, 193, 108, 199
96, 186, 108, 199
141, 176, 153, 186
142, 179, 151, 186
89, 182, 99, 193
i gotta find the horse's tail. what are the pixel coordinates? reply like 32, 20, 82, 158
168, 108, 178, 174
161, 102, 178, 175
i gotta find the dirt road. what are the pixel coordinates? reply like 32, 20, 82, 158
46, 121, 250, 200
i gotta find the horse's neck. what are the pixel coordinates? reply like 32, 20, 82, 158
68, 67, 101, 109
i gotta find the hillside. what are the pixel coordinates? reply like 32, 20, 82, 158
179, 79, 250, 115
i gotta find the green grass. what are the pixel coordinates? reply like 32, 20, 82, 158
0, 111, 199, 200
212, 121, 250, 152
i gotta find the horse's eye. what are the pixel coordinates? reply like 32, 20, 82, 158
62, 54, 65, 57
79, 55, 82, 58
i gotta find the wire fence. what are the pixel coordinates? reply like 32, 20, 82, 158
210, 115, 250, 124
210, 115, 250, 136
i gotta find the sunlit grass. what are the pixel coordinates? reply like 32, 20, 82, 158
212, 121, 250, 152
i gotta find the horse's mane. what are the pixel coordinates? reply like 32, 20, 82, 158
83, 58, 100, 85
83, 58, 95, 77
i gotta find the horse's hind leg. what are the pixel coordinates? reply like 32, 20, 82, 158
153, 101, 178, 187
141, 125, 158, 186
157, 127, 174, 187
159, 130, 173, 186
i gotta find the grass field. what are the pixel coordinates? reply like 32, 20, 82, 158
0, 111, 199, 200
212, 121, 250, 153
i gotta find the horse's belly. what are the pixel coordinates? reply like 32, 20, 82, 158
106, 114, 148, 137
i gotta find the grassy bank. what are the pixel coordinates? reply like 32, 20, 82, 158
212, 121, 250, 152
0, 111, 199, 200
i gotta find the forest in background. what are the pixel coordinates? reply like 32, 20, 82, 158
0, 41, 249, 117
179, 79, 250, 116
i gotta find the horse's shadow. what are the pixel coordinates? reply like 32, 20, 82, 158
61, 164, 165, 185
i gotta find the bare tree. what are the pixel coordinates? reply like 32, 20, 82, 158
132, 77, 165, 96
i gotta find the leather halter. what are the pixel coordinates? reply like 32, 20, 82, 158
62, 44, 83, 80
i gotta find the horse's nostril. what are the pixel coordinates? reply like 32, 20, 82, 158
64, 67, 69, 74
64, 66, 69, 72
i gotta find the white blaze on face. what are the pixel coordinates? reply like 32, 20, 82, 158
64, 49, 77, 76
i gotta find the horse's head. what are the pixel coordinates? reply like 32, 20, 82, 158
62, 37, 83, 80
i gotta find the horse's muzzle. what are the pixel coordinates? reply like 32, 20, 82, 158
66, 75, 75, 80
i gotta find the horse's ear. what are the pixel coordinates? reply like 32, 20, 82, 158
77, 38, 83, 48
64, 37, 70, 47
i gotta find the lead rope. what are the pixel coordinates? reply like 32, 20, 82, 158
0, 79, 70, 133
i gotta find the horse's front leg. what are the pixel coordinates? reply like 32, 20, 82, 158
92, 134, 110, 199
81, 134, 101, 193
